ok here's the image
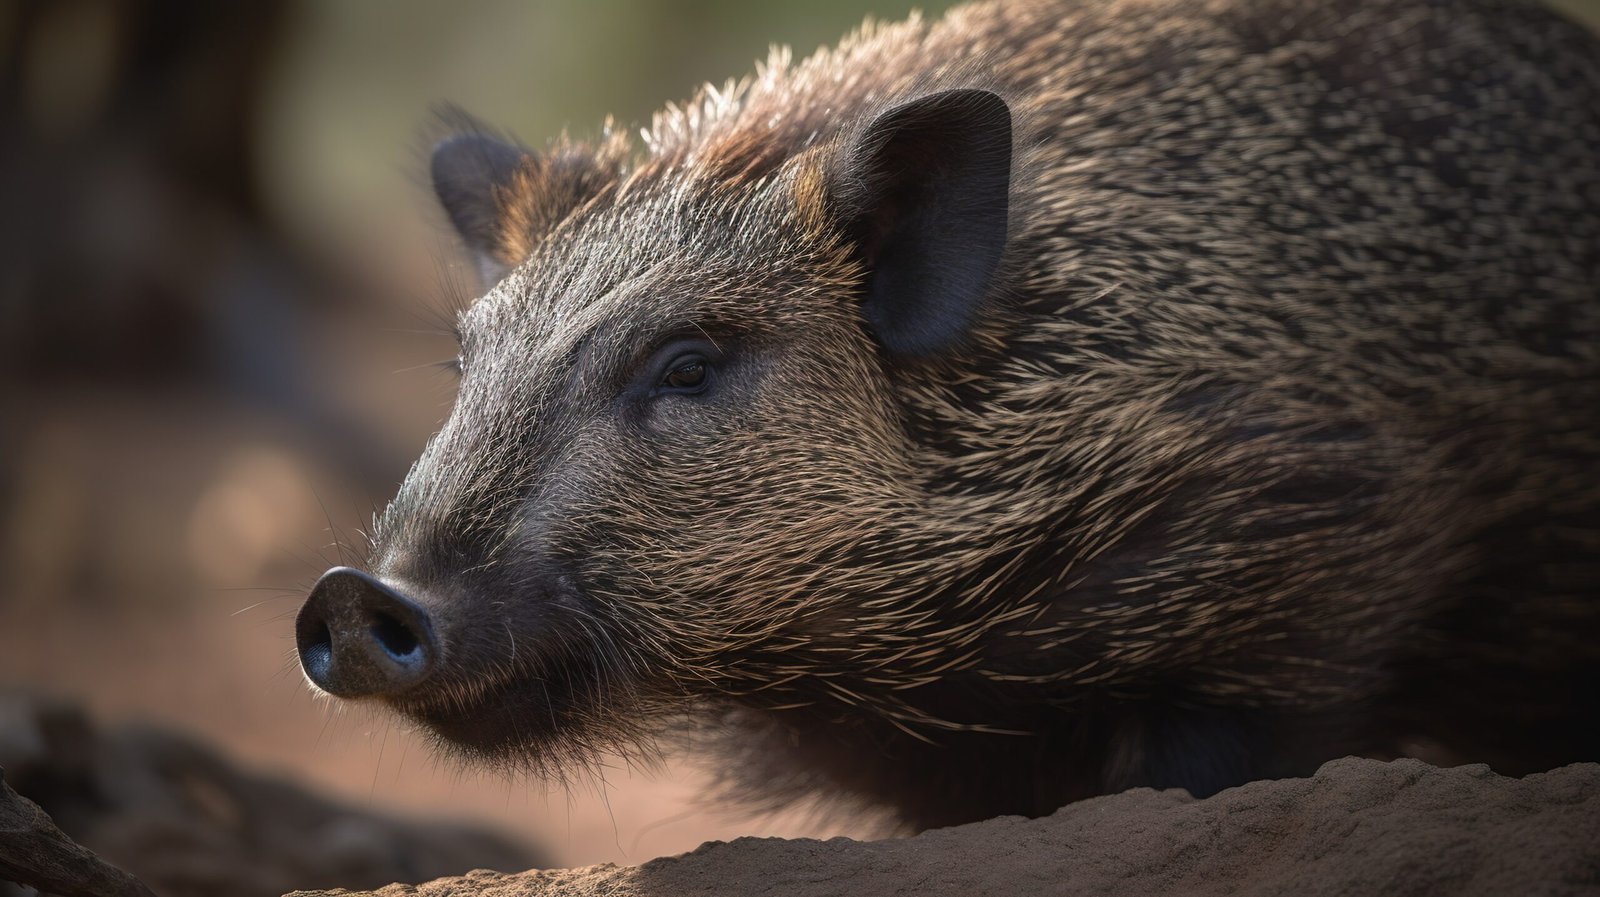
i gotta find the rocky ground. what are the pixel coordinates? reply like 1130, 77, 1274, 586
0, 695, 540, 897
286, 758, 1600, 897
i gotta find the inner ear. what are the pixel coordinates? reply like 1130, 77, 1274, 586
431, 131, 534, 287
838, 88, 1013, 357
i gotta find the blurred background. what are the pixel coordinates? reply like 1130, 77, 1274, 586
1, 0, 1597, 887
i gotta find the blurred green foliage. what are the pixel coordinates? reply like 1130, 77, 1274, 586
261, 0, 958, 274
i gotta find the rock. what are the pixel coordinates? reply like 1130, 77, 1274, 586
286, 758, 1600, 897
0, 764, 159, 897
0, 694, 544, 897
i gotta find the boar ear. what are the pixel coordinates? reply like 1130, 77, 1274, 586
839, 88, 1012, 356
431, 132, 533, 286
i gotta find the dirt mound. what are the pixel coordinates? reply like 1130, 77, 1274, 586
290, 758, 1600, 897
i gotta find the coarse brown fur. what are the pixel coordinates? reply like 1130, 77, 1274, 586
327, 0, 1599, 829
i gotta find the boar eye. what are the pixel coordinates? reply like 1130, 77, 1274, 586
659, 355, 709, 393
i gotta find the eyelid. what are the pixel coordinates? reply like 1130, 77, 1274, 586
647, 335, 721, 366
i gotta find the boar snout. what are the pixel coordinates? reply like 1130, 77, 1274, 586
296, 566, 438, 698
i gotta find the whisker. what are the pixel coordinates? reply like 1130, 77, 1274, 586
310, 485, 349, 568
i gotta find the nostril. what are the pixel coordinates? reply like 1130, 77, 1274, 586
371, 611, 420, 661
301, 634, 333, 684
296, 601, 337, 689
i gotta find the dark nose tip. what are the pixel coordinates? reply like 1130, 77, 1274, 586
296, 566, 437, 698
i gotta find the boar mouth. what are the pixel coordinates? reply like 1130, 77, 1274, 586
387, 633, 628, 761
